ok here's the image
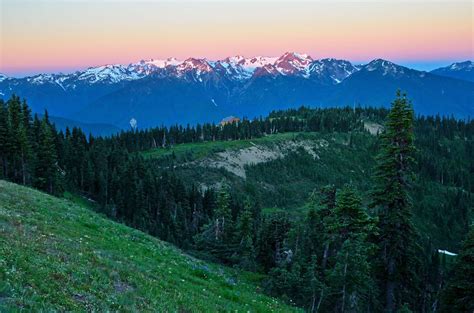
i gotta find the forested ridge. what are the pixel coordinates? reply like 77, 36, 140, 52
0, 93, 472, 312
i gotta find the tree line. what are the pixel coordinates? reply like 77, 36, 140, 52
0, 93, 472, 312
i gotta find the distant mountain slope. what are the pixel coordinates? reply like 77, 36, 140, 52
76, 60, 473, 128
1, 55, 473, 127
0, 180, 298, 312
47, 115, 121, 136
0, 77, 130, 116
431, 61, 474, 82
76, 76, 232, 127
329, 60, 474, 117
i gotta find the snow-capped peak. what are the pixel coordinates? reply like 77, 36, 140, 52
447, 61, 473, 71
365, 59, 406, 76
278, 51, 312, 61
141, 57, 182, 68
212, 57, 252, 80
214, 55, 279, 79
239, 56, 279, 71
366, 58, 394, 68
224, 55, 246, 64
253, 64, 281, 77
0, 73, 7, 82
78, 64, 140, 83
274, 52, 314, 76
176, 58, 213, 74
308, 58, 359, 83
27, 73, 57, 84
127, 58, 182, 76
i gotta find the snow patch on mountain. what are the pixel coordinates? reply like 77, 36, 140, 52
175, 58, 213, 79
55, 81, 66, 91
126, 58, 183, 77
438, 249, 457, 256
364, 59, 407, 76
130, 118, 138, 130
253, 64, 281, 77
240, 56, 278, 71
78, 64, 141, 83
214, 60, 253, 80
214, 55, 281, 79
447, 61, 473, 71
430, 61, 474, 82
146, 57, 181, 68
274, 52, 313, 77
309, 58, 359, 83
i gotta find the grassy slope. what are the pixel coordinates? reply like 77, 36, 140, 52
0, 180, 300, 312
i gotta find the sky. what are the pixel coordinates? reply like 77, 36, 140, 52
0, 0, 472, 77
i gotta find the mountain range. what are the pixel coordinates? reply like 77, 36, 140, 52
430, 61, 474, 82
1, 53, 472, 129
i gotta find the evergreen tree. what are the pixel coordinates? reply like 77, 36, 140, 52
0, 100, 9, 178
302, 255, 325, 313
440, 227, 474, 312
214, 186, 232, 241
257, 214, 292, 272
234, 199, 256, 270
332, 185, 374, 242
311, 185, 336, 272
323, 186, 378, 312
202, 188, 216, 221
21, 99, 33, 135
236, 199, 254, 239
6, 95, 24, 183
35, 119, 58, 194
370, 91, 421, 312
328, 238, 377, 313
18, 118, 32, 185
194, 186, 237, 262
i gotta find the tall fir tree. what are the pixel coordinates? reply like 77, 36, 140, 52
370, 91, 421, 312
302, 255, 325, 313
234, 199, 256, 270
215, 186, 233, 241
0, 99, 9, 178
440, 227, 474, 312
18, 118, 32, 185
324, 186, 378, 312
35, 118, 59, 194
332, 185, 374, 243
6, 95, 24, 183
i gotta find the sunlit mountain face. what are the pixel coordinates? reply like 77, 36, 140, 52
0, 53, 358, 86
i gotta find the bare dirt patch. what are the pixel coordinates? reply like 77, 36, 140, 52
200, 140, 322, 178
364, 121, 383, 135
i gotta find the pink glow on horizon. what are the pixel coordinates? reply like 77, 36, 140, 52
1, 1, 472, 76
